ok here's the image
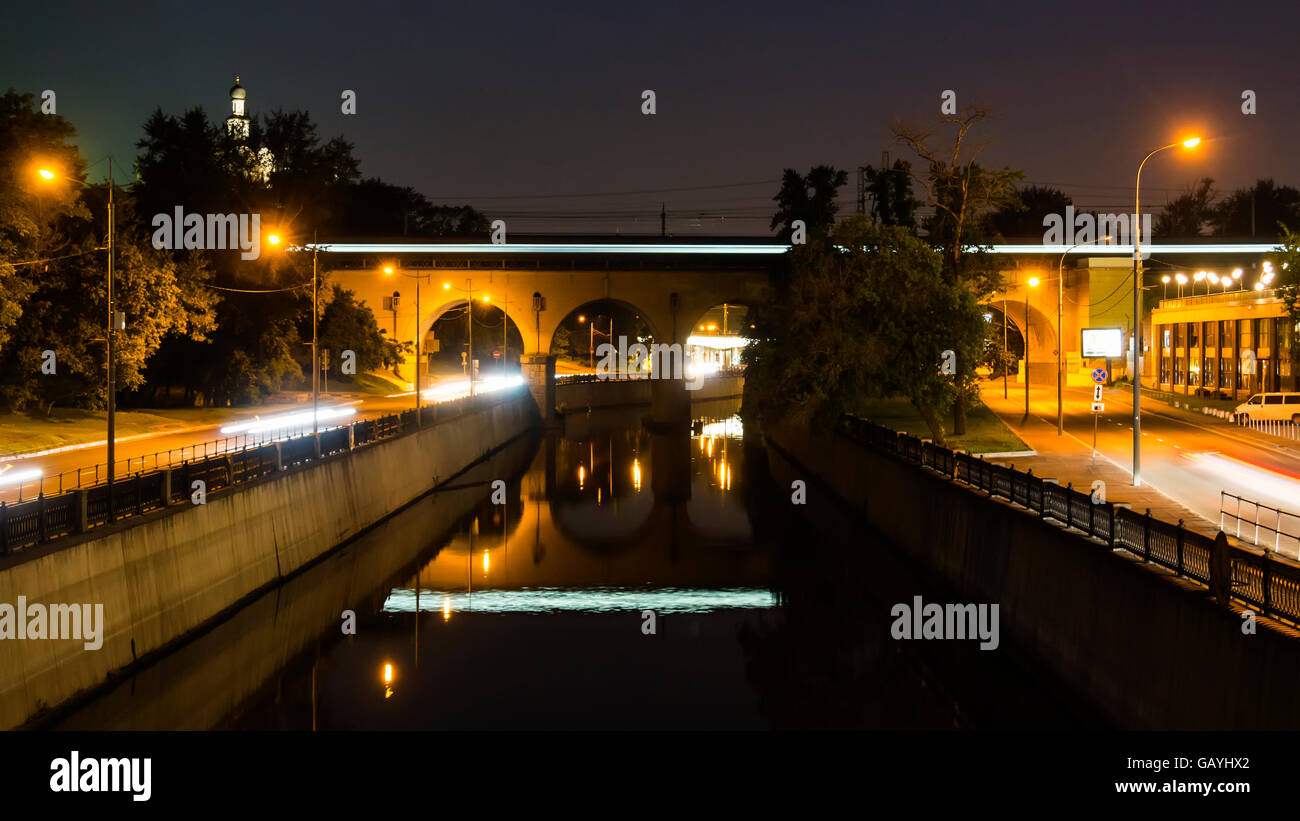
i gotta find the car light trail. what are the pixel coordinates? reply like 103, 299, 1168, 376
1181, 451, 1300, 502
220, 406, 356, 435
0, 467, 42, 488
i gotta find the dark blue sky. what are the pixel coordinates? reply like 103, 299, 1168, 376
7, 0, 1298, 234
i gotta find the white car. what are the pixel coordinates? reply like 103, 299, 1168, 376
1234, 392, 1300, 424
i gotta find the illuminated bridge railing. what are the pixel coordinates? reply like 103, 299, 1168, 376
0, 390, 517, 557
840, 414, 1300, 628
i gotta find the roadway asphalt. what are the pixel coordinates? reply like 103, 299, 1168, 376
982, 381, 1300, 555
0, 391, 421, 502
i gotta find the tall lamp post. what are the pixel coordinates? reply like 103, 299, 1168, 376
1056, 235, 1111, 434
37, 160, 118, 486
1024, 276, 1040, 418
1132, 136, 1200, 487
442, 279, 487, 396
384, 264, 432, 423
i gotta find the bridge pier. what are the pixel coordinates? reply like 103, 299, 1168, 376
649, 376, 691, 432
521, 353, 556, 422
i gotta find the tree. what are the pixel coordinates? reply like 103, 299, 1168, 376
744, 216, 986, 440
0, 90, 90, 358
317, 284, 406, 375
988, 185, 1073, 239
1212, 179, 1300, 238
893, 106, 1020, 433
862, 159, 916, 231
770, 165, 848, 242
329, 178, 489, 237
1154, 177, 1215, 237
1272, 224, 1300, 384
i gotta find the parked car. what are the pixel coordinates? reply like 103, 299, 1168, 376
1233, 392, 1300, 424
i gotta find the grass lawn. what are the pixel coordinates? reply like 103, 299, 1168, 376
0, 405, 301, 457
854, 396, 1029, 455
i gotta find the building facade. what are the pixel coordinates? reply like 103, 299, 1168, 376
1148, 289, 1296, 399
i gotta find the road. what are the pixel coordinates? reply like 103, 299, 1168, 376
989, 382, 1300, 555
0, 391, 422, 503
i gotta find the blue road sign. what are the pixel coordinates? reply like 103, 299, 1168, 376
1092, 368, 1108, 383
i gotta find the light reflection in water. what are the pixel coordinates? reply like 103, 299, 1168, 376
384, 586, 776, 614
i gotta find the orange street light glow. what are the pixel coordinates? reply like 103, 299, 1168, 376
1183, 137, 1202, 148
1028, 276, 1041, 287
38, 169, 56, 180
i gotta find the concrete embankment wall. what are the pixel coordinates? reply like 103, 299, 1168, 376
0, 390, 538, 730
54, 432, 540, 730
555, 374, 743, 411
768, 422, 1300, 730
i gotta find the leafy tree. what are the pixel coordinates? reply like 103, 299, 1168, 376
988, 185, 1073, 239
329, 178, 489, 237
862, 159, 916, 230
317, 284, 406, 374
770, 165, 848, 242
0, 90, 90, 356
1154, 177, 1215, 237
744, 216, 985, 440
1212, 179, 1300, 238
1272, 225, 1300, 383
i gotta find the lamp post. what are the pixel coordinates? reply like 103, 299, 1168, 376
1132, 136, 1201, 487
385, 264, 432, 423
442, 279, 485, 396
1025, 276, 1040, 418
37, 160, 117, 489
1175, 272, 1188, 297
1161, 275, 1171, 299
1056, 236, 1111, 435
1003, 293, 1009, 399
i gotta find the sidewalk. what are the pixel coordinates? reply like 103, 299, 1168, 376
978, 383, 1222, 540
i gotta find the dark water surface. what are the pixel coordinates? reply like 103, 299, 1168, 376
56, 398, 1102, 730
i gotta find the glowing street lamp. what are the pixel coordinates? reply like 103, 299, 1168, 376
37, 161, 121, 497
1161, 274, 1171, 299
1132, 135, 1201, 487
1175, 273, 1188, 297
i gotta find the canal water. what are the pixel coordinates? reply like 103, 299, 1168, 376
54, 397, 1103, 730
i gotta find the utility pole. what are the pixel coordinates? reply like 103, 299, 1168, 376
660, 203, 666, 237
312, 230, 320, 459
107, 157, 117, 489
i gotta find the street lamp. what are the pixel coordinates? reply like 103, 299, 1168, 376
1025, 276, 1040, 418
37, 160, 119, 492
1194, 271, 1206, 296
1056, 236, 1111, 434
1161, 275, 1171, 299
1132, 135, 1201, 487
1175, 272, 1188, 297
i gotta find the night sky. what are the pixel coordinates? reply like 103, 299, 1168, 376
7, 0, 1299, 234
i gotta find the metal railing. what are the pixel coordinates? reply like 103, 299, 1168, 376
0, 420, 351, 504
1235, 417, 1300, 441
840, 414, 1300, 627
0, 390, 513, 556
1221, 492, 1300, 555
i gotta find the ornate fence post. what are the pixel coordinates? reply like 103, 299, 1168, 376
1143, 508, 1152, 563
1176, 519, 1185, 577
38, 493, 48, 543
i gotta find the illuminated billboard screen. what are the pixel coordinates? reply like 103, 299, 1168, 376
1081, 327, 1124, 358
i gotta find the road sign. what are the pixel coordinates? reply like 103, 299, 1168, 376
1093, 384, 1104, 402
1092, 368, 1108, 383
1091, 402, 1105, 413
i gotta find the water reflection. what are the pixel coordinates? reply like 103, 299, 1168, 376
53, 397, 1094, 730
